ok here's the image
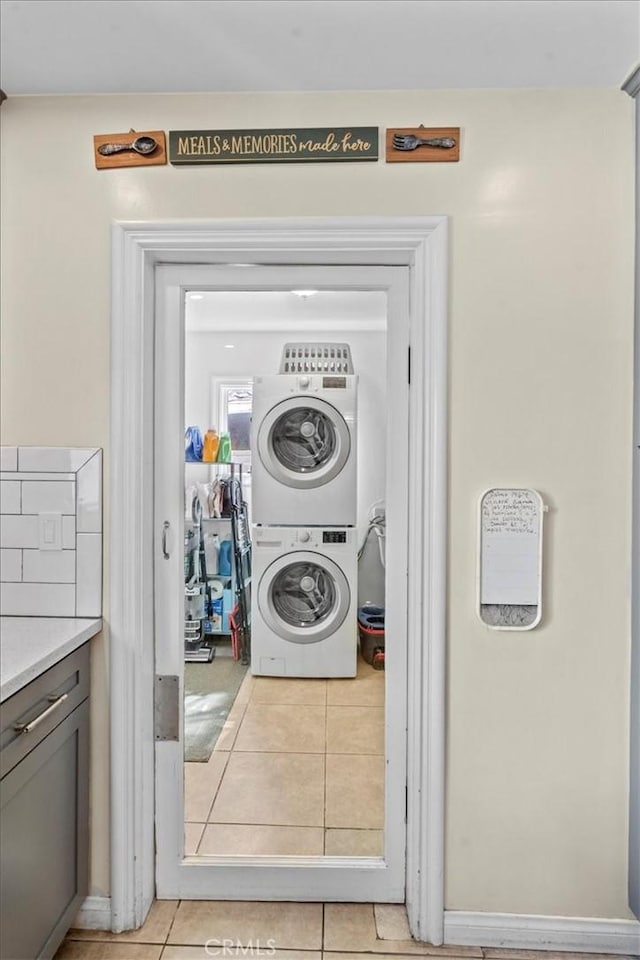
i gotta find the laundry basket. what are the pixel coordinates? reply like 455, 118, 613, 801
357, 604, 385, 670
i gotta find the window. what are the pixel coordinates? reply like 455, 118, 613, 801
211, 378, 253, 466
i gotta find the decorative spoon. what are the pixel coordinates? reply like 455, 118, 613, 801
98, 135, 158, 157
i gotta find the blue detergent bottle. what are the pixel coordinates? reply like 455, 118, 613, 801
185, 426, 203, 462
218, 539, 233, 576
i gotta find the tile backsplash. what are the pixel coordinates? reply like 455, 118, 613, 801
0, 447, 102, 617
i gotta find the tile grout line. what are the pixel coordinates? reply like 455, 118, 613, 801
229, 749, 331, 755
322, 900, 326, 952
198, 683, 255, 829
195, 819, 327, 829
193, 820, 206, 856
163, 900, 180, 948
203, 749, 231, 823
224, 692, 251, 752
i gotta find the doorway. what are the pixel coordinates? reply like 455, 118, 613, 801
181, 291, 389, 864
109, 218, 447, 940
155, 265, 408, 899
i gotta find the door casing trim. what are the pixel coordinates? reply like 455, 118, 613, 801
109, 216, 448, 940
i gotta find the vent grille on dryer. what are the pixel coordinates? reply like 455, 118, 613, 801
279, 343, 354, 374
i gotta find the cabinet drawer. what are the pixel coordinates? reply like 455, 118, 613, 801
0, 699, 89, 960
0, 644, 89, 778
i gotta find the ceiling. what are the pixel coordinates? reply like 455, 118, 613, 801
185, 291, 387, 333
1, 0, 638, 97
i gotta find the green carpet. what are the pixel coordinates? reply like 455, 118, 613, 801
184, 651, 248, 762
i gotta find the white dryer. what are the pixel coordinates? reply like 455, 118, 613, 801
251, 374, 357, 526
251, 525, 357, 677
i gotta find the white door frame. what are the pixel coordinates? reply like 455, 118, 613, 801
623, 64, 640, 922
109, 217, 448, 941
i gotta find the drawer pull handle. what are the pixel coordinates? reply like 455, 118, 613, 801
13, 693, 69, 734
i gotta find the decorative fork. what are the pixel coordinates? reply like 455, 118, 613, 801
392, 134, 456, 151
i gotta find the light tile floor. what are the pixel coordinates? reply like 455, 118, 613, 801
56, 901, 635, 960
184, 656, 385, 857
57, 663, 635, 959
54, 668, 635, 960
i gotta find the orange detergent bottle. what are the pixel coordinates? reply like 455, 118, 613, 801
202, 430, 220, 463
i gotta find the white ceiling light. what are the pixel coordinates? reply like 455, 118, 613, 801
224, 344, 235, 349
188, 293, 204, 300
291, 289, 318, 299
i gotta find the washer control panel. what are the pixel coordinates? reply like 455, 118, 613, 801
322, 530, 347, 544
293, 527, 353, 548
254, 526, 354, 550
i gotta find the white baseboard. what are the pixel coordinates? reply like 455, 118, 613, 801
71, 899, 640, 951
73, 895, 112, 930
444, 911, 640, 955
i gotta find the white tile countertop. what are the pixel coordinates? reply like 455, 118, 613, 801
0, 617, 102, 702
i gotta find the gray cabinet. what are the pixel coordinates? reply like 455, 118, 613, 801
0, 645, 89, 960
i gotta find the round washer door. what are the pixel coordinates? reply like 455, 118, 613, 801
257, 396, 351, 489
258, 551, 351, 644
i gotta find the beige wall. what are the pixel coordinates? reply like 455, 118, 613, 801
0, 89, 634, 918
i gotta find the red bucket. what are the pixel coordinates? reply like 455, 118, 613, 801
357, 605, 385, 670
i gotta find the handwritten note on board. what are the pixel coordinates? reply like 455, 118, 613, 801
480, 489, 542, 606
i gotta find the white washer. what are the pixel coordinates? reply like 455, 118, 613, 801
251, 525, 357, 677
251, 374, 357, 526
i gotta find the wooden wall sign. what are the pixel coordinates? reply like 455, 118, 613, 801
169, 127, 378, 164
93, 130, 167, 169
386, 126, 460, 163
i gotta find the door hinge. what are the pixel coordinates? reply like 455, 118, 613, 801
154, 675, 179, 741
407, 347, 411, 385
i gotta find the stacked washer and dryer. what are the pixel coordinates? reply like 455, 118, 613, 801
250, 343, 359, 677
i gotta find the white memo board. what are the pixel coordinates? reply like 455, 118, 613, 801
478, 488, 546, 630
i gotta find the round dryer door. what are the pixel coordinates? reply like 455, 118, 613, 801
257, 396, 351, 489
258, 551, 351, 644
